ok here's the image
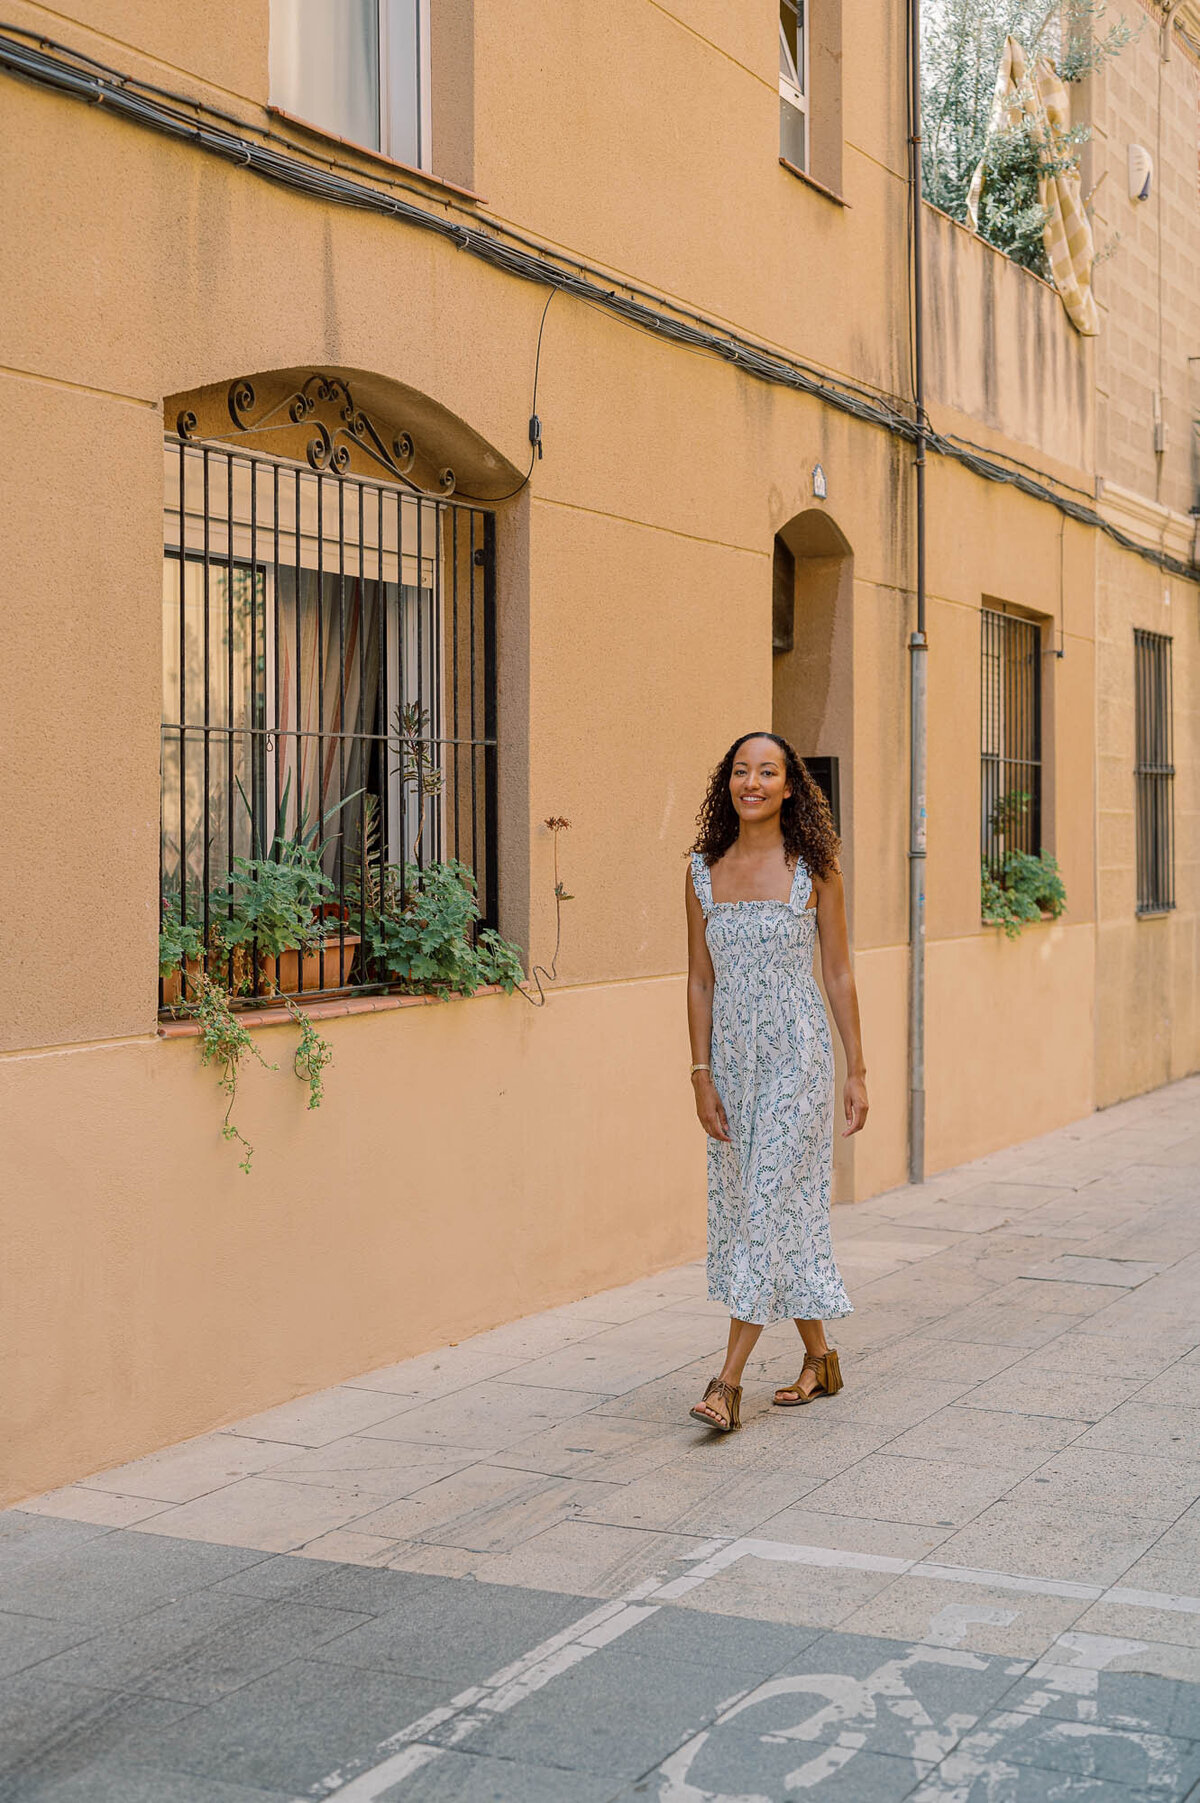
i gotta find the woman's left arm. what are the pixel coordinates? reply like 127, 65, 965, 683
813, 867, 869, 1138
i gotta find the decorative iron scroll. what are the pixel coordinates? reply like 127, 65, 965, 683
176, 375, 456, 495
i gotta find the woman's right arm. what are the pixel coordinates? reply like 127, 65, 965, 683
685, 867, 731, 1142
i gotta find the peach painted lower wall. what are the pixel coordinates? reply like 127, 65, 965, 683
2, 928, 1101, 1505
925, 922, 1096, 1172
1, 978, 706, 1505
851, 926, 1097, 1193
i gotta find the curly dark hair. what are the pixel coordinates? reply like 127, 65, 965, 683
691, 731, 841, 880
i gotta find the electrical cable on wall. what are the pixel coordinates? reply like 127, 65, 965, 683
2, 25, 1196, 583
452, 287, 557, 504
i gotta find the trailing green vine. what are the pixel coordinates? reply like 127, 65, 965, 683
184, 973, 275, 1173
283, 994, 334, 1110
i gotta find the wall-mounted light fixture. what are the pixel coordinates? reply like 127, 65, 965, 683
1128, 143, 1153, 202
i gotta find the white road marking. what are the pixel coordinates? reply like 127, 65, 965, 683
308, 1593, 666, 1799
309, 1534, 1200, 1800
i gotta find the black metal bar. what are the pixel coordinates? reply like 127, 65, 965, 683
431, 501, 442, 864
290, 464, 303, 994
469, 512, 480, 883
1031, 618, 1042, 854
1139, 628, 1148, 909
309, 472, 327, 996
377, 482, 387, 925
451, 506, 461, 865
416, 493, 426, 878
176, 439, 187, 919
250, 454, 260, 872
227, 453, 247, 992
202, 448, 215, 971
272, 460, 282, 868
396, 487, 407, 913
356, 478, 367, 956
482, 510, 499, 931
162, 722, 484, 746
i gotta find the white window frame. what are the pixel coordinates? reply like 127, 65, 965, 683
779, 0, 809, 168
270, 0, 433, 172
379, 0, 432, 170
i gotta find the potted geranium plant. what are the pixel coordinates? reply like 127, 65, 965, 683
364, 858, 525, 997
207, 838, 358, 994
980, 791, 1067, 939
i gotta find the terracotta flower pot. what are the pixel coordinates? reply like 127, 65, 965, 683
160, 959, 203, 1008
272, 935, 360, 996
160, 936, 360, 1007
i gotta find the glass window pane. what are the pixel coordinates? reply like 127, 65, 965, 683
382, 0, 422, 167
780, 0, 803, 93
780, 95, 806, 169
270, 0, 381, 151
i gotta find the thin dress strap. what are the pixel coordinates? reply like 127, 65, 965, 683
690, 852, 714, 917
789, 855, 813, 912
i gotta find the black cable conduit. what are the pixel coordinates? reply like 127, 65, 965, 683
2, 27, 1195, 584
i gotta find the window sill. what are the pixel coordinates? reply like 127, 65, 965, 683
980, 912, 1062, 932
1136, 906, 1175, 920
158, 984, 505, 1038
267, 106, 484, 205
779, 158, 849, 208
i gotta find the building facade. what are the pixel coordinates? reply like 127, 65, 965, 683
2, 0, 1197, 1503
1087, 0, 1200, 1098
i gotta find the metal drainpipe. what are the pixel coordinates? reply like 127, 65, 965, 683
1160, 0, 1184, 61
907, 0, 929, 1184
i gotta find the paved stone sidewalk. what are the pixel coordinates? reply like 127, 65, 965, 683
4, 1077, 1200, 1801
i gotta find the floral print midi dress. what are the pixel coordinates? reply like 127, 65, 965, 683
692, 851, 853, 1327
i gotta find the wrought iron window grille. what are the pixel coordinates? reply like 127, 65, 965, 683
177, 373, 456, 494
1134, 628, 1175, 915
981, 607, 1044, 873
160, 426, 497, 1011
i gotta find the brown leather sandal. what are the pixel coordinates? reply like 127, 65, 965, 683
772, 1349, 843, 1407
689, 1377, 742, 1433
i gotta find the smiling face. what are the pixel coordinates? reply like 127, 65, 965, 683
729, 736, 792, 826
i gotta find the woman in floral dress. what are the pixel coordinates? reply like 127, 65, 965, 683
686, 731, 868, 1432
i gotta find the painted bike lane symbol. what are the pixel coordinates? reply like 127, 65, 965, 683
646, 1624, 1183, 1803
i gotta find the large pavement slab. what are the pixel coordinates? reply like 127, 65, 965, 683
4, 1077, 1200, 1800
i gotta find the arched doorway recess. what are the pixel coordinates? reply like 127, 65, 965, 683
771, 508, 854, 907
772, 508, 855, 1203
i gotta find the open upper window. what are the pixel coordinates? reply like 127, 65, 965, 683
779, 0, 808, 173
270, 0, 432, 170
